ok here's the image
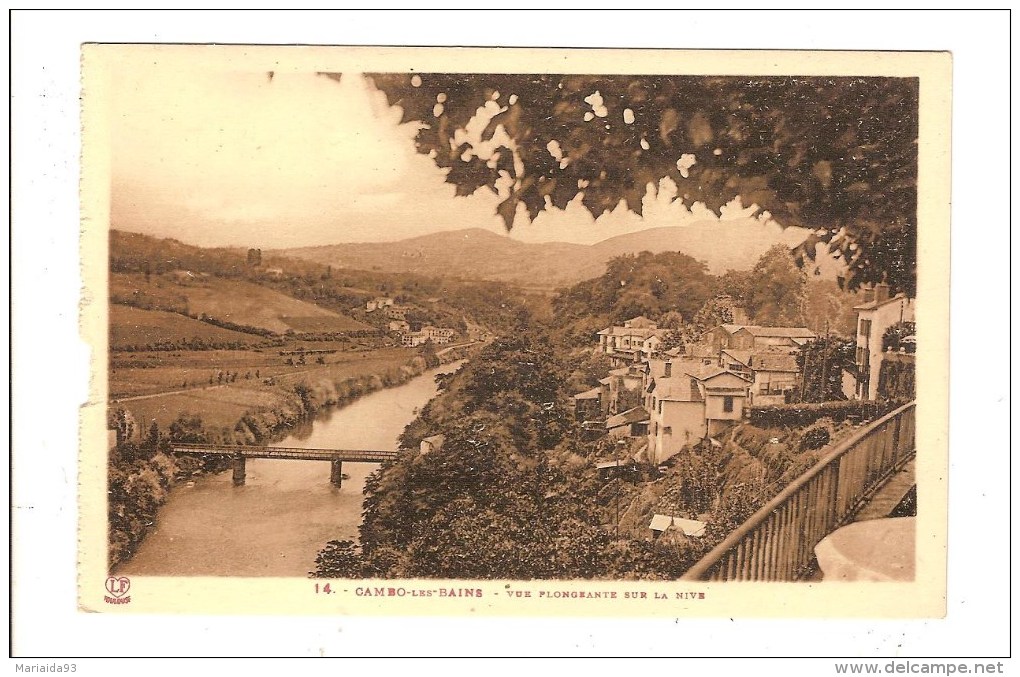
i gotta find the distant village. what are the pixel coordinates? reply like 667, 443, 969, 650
362, 295, 470, 347
573, 284, 915, 469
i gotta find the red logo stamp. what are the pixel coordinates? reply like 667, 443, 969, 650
104, 576, 132, 604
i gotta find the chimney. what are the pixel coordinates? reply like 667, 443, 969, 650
862, 287, 876, 304
875, 283, 890, 304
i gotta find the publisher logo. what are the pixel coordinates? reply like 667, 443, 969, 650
104, 576, 132, 605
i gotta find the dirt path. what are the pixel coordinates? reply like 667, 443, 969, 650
110, 383, 230, 404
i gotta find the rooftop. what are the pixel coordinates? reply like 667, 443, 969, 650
721, 349, 753, 366
649, 375, 703, 402
751, 353, 799, 372
623, 315, 658, 329
597, 326, 664, 339
854, 293, 912, 312
649, 514, 707, 537
739, 326, 817, 338
606, 406, 650, 429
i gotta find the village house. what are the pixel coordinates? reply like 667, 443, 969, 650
385, 305, 409, 320
644, 359, 751, 466
718, 349, 801, 406
601, 364, 646, 415
730, 325, 816, 352
401, 325, 456, 347
366, 297, 394, 312
400, 332, 428, 347
748, 352, 800, 406
605, 405, 650, 439
719, 348, 754, 378
596, 316, 667, 366
704, 324, 745, 353
388, 319, 410, 332
672, 342, 717, 366
596, 457, 637, 481
421, 325, 455, 345
851, 284, 915, 400
571, 386, 603, 422
704, 324, 815, 353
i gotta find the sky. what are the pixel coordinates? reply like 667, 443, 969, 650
108, 62, 807, 253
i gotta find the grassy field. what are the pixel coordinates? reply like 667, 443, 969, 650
107, 268, 429, 434
110, 346, 415, 429
109, 304, 263, 349
110, 273, 370, 334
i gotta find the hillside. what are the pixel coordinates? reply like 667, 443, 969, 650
281, 219, 813, 287
591, 221, 806, 274
284, 228, 598, 288
110, 272, 372, 334
109, 304, 268, 350
109, 229, 541, 335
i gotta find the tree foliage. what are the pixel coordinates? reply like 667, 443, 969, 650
882, 320, 916, 353
794, 336, 857, 403
553, 250, 715, 327
108, 422, 177, 569
368, 73, 918, 295
742, 245, 809, 326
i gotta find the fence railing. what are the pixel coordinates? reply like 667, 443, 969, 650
682, 401, 916, 581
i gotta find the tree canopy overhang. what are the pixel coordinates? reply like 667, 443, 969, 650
364, 73, 919, 297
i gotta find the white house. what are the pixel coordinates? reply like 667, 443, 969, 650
852, 285, 915, 400
644, 359, 751, 465
421, 325, 455, 345
400, 332, 428, 347
596, 317, 668, 365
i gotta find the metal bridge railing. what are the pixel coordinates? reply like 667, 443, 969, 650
681, 401, 916, 581
170, 443, 398, 463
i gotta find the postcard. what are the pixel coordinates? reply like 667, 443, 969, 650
78, 45, 951, 616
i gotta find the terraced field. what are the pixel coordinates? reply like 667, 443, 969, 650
109, 305, 262, 349
110, 273, 371, 334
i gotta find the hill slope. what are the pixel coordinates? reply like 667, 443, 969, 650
110, 273, 372, 334
109, 304, 268, 349
281, 220, 809, 287
592, 221, 806, 274
284, 228, 599, 288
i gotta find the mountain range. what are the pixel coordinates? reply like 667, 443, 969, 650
281, 219, 811, 289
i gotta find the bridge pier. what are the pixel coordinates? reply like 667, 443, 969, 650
232, 455, 246, 486
330, 460, 344, 488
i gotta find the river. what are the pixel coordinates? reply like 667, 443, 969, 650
119, 361, 464, 577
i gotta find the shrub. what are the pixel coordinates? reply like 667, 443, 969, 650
749, 399, 906, 428
799, 425, 831, 451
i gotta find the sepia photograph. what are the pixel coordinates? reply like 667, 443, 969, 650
75, 44, 950, 616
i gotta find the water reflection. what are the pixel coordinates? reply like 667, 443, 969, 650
119, 361, 463, 577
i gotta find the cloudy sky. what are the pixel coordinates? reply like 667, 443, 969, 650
108, 62, 804, 251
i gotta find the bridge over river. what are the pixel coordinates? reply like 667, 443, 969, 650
171, 443, 399, 487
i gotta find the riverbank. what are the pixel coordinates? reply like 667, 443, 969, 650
108, 345, 476, 570
116, 359, 467, 577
